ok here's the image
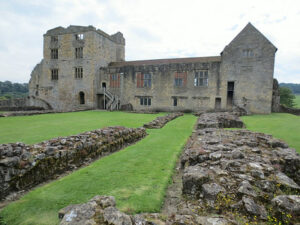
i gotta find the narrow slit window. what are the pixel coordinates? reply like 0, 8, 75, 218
51, 69, 59, 80
75, 67, 83, 79
75, 47, 83, 58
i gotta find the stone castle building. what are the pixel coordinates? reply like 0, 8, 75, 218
29, 23, 277, 114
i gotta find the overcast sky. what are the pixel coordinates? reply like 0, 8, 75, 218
0, 0, 299, 83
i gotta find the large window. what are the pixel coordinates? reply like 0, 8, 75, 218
140, 97, 151, 106
75, 67, 83, 79
194, 70, 208, 87
51, 69, 59, 80
110, 74, 120, 88
174, 72, 187, 87
136, 73, 151, 88
51, 49, 58, 59
75, 47, 83, 59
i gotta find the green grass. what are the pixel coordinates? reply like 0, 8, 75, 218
241, 113, 300, 153
294, 94, 300, 108
0, 115, 197, 225
0, 111, 165, 144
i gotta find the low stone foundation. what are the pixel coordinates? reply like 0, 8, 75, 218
0, 126, 146, 200
196, 112, 245, 129
143, 112, 184, 129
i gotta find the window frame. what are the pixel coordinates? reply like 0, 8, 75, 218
75, 47, 83, 59
75, 67, 83, 79
75, 33, 84, 40
194, 70, 208, 87
51, 69, 59, 81
136, 72, 152, 88
51, 49, 58, 59
140, 97, 151, 106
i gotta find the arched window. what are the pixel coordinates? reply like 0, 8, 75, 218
79, 92, 85, 104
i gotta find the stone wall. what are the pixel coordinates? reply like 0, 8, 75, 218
0, 96, 52, 111
0, 126, 146, 200
143, 112, 183, 129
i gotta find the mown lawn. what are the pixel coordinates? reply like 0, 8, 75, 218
0, 114, 196, 225
241, 113, 300, 153
0, 111, 165, 144
295, 94, 300, 108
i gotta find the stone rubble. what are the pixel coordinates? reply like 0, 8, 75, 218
57, 112, 300, 224
0, 126, 146, 200
143, 112, 183, 129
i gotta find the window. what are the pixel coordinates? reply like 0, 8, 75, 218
243, 49, 254, 57
173, 97, 178, 106
75, 47, 83, 58
140, 97, 151, 106
51, 69, 58, 80
194, 70, 208, 86
51, 49, 58, 59
51, 36, 58, 42
75, 67, 83, 79
79, 92, 85, 104
110, 74, 120, 88
136, 72, 151, 88
75, 33, 84, 40
174, 72, 187, 87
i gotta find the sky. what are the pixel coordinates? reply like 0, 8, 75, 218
0, 0, 299, 83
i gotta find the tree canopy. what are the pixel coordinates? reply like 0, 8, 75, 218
279, 86, 296, 108
0, 81, 28, 100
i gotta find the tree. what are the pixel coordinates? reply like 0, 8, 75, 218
280, 87, 296, 108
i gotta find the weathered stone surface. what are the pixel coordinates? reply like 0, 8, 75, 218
103, 207, 132, 225
275, 172, 300, 190
242, 196, 267, 219
271, 195, 300, 216
0, 126, 146, 200
143, 113, 183, 129
202, 183, 225, 200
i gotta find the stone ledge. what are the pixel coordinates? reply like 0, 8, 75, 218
143, 112, 184, 129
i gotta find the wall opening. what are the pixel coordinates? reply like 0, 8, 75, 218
79, 92, 85, 105
102, 82, 106, 89
173, 97, 178, 106
215, 97, 221, 110
227, 82, 234, 108
97, 94, 106, 109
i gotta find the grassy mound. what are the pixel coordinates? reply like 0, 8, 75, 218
241, 113, 300, 153
295, 94, 300, 108
0, 115, 196, 225
0, 111, 164, 144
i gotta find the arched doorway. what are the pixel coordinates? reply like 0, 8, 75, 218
79, 92, 85, 104
102, 82, 106, 89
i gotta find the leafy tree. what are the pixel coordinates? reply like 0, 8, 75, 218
280, 87, 296, 108
280, 83, 300, 94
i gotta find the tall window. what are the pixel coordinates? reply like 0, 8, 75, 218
51, 69, 58, 80
75, 33, 84, 40
75, 47, 83, 58
140, 97, 151, 106
136, 73, 151, 88
75, 67, 83, 79
110, 74, 120, 88
51, 49, 58, 59
174, 72, 187, 87
194, 70, 208, 87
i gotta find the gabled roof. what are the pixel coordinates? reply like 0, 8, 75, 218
109, 56, 221, 67
223, 22, 277, 53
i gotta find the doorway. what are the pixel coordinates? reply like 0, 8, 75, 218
215, 97, 221, 110
102, 82, 106, 89
97, 94, 107, 109
227, 82, 234, 108
79, 92, 85, 104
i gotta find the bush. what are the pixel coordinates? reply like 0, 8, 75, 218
280, 87, 295, 108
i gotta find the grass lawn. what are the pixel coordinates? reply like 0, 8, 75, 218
0, 114, 197, 225
241, 113, 300, 153
295, 94, 300, 108
0, 111, 165, 144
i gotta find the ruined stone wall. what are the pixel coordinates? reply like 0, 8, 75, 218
0, 96, 52, 111
102, 59, 222, 112
0, 126, 145, 200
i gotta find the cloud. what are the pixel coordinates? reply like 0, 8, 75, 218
0, 0, 299, 83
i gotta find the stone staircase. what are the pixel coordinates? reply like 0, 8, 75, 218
103, 89, 120, 111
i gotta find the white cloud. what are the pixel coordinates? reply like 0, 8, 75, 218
0, 0, 299, 83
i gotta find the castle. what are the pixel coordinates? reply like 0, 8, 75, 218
29, 23, 277, 114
